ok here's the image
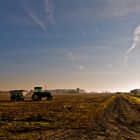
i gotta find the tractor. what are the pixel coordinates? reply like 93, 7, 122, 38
32, 87, 53, 101
10, 90, 25, 101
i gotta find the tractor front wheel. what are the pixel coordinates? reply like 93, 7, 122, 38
32, 94, 42, 101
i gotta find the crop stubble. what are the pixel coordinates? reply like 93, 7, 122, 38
0, 93, 140, 140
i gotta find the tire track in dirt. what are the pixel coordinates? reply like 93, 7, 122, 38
41, 95, 116, 140
92, 95, 140, 140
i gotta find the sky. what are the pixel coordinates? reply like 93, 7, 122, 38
1, 0, 140, 92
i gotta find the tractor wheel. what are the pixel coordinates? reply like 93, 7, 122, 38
15, 96, 20, 101
32, 94, 41, 101
10, 96, 15, 101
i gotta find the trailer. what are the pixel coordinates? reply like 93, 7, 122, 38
9, 90, 25, 101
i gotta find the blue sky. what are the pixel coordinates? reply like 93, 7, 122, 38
1, 0, 140, 92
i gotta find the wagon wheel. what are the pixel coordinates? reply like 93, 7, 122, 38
10, 96, 15, 101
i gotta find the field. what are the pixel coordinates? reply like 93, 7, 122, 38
0, 93, 140, 140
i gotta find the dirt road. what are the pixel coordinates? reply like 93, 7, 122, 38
0, 94, 140, 140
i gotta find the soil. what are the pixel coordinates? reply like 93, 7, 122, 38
0, 94, 140, 140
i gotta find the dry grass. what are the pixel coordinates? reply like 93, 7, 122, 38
122, 94, 140, 104
0, 93, 140, 140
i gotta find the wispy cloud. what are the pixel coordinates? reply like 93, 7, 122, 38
77, 71, 117, 76
21, 0, 55, 31
62, 0, 140, 22
43, 0, 55, 24
102, 0, 140, 18
126, 25, 140, 53
68, 51, 75, 62
122, 55, 129, 70
70, 46, 111, 52
68, 51, 84, 70
78, 65, 84, 70
22, 3, 47, 32
122, 24, 140, 69
107, 64, 112, 69
67, 45, 112, 71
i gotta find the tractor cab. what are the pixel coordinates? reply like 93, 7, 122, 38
34, 87, 43, 93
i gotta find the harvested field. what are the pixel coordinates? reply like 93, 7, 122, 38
0, 92, 10, 100
0, 93, 140, 140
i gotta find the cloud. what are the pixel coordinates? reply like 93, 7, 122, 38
43, 0, 55, 24
122, 24, 140, 69
107, 64, 112, 69
61, 0, 140, 22
77, 71, 117, 76
122, 56, 129, 70
68, 51, 84, 70
67, 45, 111, 71
68, 51, 75, 61
126, 25, 140, 53
101, 0, 140, 18
22, 3, 47, 32
78, 65, 84, 70
21, 0, 55, 31
70, 46, 111, 52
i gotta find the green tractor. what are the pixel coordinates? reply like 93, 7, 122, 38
32, 87, 53, 101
